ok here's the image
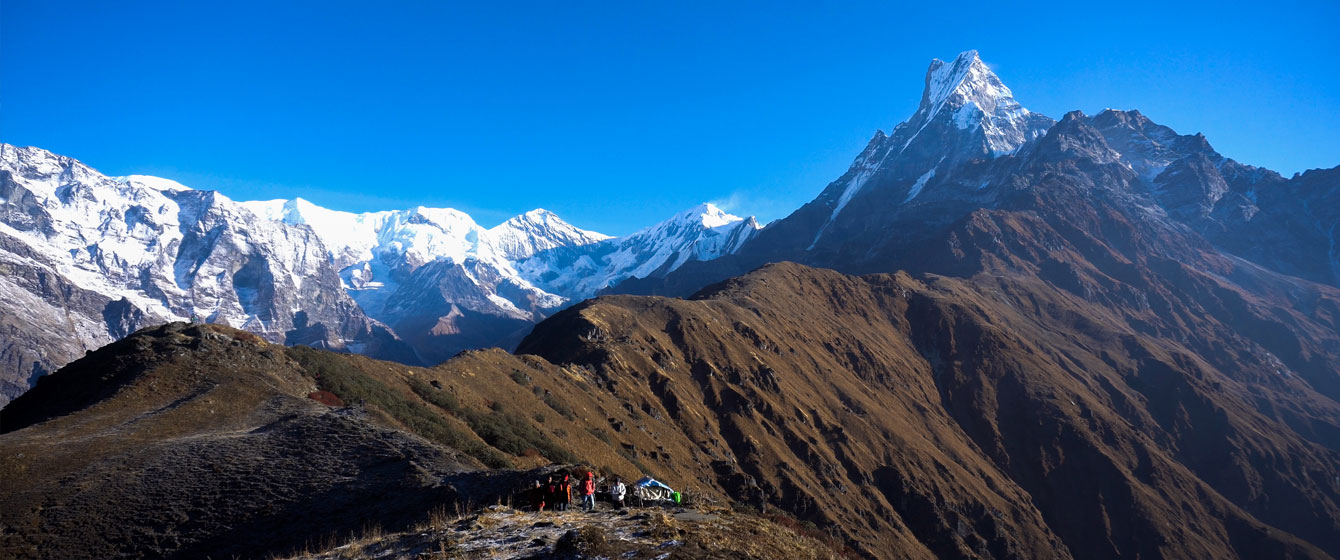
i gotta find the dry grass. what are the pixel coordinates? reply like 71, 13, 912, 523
361, 523, 383, 542
415, 504, 453, 532
647, 511, 681, 540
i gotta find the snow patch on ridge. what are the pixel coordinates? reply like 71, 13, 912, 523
811, 132, 889, 250
905, 166, 938, 202
117, 175, 191, 192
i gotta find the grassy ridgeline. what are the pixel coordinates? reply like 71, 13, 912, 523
286, 346, 577, 468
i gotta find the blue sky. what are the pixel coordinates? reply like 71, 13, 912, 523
3, 1, 1338, 235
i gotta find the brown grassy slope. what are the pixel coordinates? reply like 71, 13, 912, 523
519, 261, 1340, 560
523, 274, 1062, 559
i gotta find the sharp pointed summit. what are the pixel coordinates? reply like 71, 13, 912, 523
919, 50, 1012, 122
897, 50, 1053, 159
807, 51, 1055, 245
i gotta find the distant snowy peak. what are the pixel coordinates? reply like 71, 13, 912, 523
0, 143, 764, 389
487, 208, 611, 260
0, 142, 393, 358
637, 203, 760, 248
811, 51, 1053, 246
678, 203, 753, 229
512, 202, 761, 299
598, 202, 761, 279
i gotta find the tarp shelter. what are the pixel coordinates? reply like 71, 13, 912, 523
632, 476, 678, 503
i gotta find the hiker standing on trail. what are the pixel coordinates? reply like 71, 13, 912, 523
543, 475, 559, 512
557, 474, 571, 511
612, 477, 627, 509
582, 471, 597, 512
532, 480, 545, 511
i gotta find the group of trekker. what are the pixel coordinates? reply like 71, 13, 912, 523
528, 470, 628, 512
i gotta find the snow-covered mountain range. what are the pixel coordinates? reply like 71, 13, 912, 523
0, 143, 760, 402
239, 195, 759, 363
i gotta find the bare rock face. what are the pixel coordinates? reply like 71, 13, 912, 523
0, 232, 122, 398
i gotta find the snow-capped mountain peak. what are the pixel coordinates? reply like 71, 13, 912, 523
240, 197, 391, 269
914, 50, 1047, 156
513, 202, 762, 299
810, 51, 1054, 247
922, 51, 1006, 119
236, 194, 756, 360
640, 203, 760, 246
486, 208, 611, 260
677, 202, 745, 229
0, 143, 408, 401
408, 206, 478, 232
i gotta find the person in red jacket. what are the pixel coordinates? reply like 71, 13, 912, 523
582, 471, 597, 512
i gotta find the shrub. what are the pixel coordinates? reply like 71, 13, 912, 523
509, 369, 530, 385
586, 427, 612, 443
543, 393, 576, 421
460, 407, 578, 464
410, 378, 461, 414
231, 330, 267, 345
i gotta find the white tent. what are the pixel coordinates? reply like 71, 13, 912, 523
632, 476, 677, 502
